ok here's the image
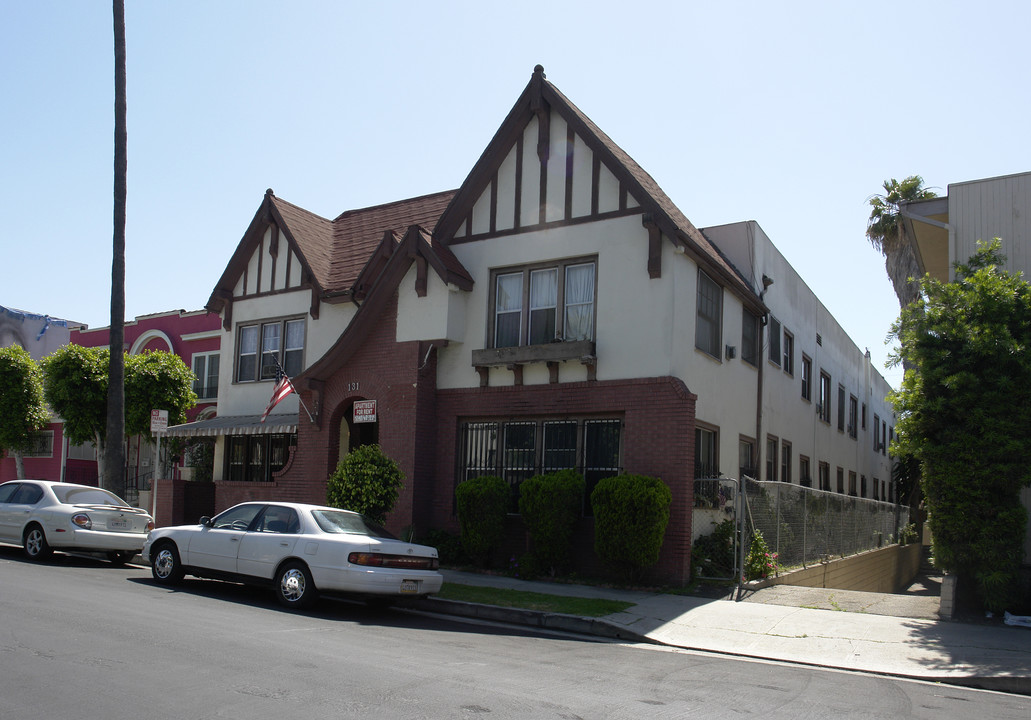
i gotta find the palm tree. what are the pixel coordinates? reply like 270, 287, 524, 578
104, 0, 127, 497
866, 176, 937, 310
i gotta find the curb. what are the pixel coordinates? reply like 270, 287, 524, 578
412, 597, 653, 644
413, 597, 1031, 696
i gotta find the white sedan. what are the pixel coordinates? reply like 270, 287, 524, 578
142, 501, 443, 609
0, 479, 154, 563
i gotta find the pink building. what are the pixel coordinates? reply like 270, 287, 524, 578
67, 309, 221, 501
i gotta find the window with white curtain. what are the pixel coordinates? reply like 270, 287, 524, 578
237, 317, 306, 382
490, 259, 596, 348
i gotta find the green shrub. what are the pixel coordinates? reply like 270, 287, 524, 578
455, 475, 509, 567
422, 529, 469, 566
691, 518, 736, 579
326, 444, 404, 524
518, 469, 585, 576
591, 474, 671, 582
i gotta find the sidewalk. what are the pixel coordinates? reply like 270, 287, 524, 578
415, 570, 1031, 695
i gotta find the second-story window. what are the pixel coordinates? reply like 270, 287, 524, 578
695, 270, 722, 358
237, 318, 305, 382
492, 259, 596, 348
192, 351, 220, 400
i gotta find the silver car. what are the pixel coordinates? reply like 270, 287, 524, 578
0, 480, 154, 563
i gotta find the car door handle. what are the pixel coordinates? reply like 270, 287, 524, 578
280, 542, 289, 547
230, 538, 239, 542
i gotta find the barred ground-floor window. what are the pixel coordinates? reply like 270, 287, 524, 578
457, 417, 622, 513
224, 433, 295, 483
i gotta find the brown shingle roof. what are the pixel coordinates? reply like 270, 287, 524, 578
270, 190, 456, 294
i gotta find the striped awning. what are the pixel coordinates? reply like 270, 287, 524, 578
165, 413, 297, 437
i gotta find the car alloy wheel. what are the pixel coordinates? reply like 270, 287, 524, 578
23, 525, 52, 561
275, 561, 317, 609
151, 543, 185, 584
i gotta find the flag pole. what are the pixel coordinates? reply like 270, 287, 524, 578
273, 355, 315, 424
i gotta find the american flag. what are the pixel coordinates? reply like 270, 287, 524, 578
260, 368, 296, 423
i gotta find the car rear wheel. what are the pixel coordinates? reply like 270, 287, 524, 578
151, 542, 185, 585
274, 561, 317, 609
23, 524, 52, 561
107, 551, 135, 565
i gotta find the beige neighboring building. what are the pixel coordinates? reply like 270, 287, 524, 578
903, 170, 1031, 564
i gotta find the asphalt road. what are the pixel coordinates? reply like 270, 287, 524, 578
0, 546, 1027, 719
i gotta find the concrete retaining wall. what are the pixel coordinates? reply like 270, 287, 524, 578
754, 543, 923, 593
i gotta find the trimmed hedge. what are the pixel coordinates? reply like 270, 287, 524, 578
591, 474, 671, 582
326, 444, 403, 525
455, 475, 509, 567
518, 469, 585, 576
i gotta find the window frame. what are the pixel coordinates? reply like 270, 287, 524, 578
818, 371, 832, 423
235, 317, 305, 383
487, 257, 597, 349
695, 424, 719, 479
224, 433, 295, 482
457, 416, 622, 514
765, 435, 779, 482
783, 330, 794, 376
695, 269, 723, 359
781, 440, 791, 483
741, 309, 760, 367
768, 316, 781, 367
192, 351, 220, 401
801, 354, 812, 402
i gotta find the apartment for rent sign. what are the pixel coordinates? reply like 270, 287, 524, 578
353, 400, 377, 423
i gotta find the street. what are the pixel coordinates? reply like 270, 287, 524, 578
0, 547, 1026, 719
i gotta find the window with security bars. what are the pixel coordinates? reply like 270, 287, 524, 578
457, 417, 622, 513
224, 434, 295, 482
21, 430, 54, 458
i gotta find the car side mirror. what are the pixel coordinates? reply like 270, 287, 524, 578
199, 516, 212, 527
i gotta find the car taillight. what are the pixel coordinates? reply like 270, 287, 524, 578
71, 513, 92, 529
348, 552, 439, 570
145, 520, 155, 533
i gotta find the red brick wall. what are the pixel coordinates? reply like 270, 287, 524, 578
433, 376, 698, 584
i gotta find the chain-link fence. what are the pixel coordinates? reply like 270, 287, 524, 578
742, 478, 909, 570
692, 478, 740, 580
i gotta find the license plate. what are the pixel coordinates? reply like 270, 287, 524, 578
400, 580, 419, 594
108, 519, 130, 530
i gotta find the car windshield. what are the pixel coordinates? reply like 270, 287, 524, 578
52, 486, 128, 507
310, 509, 396, 539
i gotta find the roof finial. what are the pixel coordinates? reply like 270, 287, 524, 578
266, 188, 275, 196
533, 64, 545, 78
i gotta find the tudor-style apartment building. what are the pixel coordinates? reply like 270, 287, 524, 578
165, 66, 895, 584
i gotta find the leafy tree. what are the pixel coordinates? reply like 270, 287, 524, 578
890, 239, 1030, 612
43, 346, 197, 488
42, 345, 110, 476
866, 176, 937, 311
0, 346, 49, 478
124, 352, 197, 436
326, 444, 404, 525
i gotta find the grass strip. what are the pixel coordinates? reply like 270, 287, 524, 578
437, 583, 634, 617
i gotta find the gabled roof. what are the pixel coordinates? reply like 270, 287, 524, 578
207, 189, 458, 314
433, 65, 761, 310
300, 224, 471, 384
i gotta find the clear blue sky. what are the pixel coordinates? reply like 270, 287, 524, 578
4, 1, 1029, 388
